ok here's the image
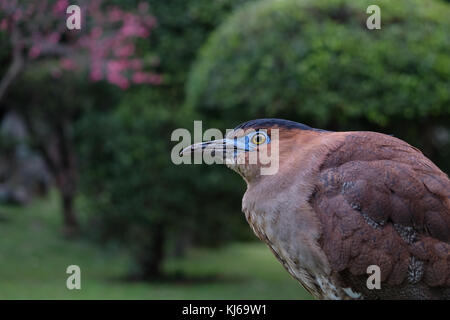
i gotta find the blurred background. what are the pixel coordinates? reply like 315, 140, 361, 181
0, 0, 448, 299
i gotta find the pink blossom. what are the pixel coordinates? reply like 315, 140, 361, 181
132, 71, 148, 84
108, 7, 124, 22
106, 60, 129, 89
0, 0, 159, 89
60, 58, 77, 70
132, 72, 162, 85
47, 32, 60, 44
29, 46, 41, 59
91, 27, 103, 39
128, 59, 142, 70
90, 67, 103, 82
0, 19, 7, 31
107, 72, 129, 89
107, 60, 127, 74
12, 11, 22, 22
114, 44, 135, 58
53, 0, 69, 15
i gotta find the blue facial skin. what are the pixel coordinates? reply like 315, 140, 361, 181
245, 135, 250, 151
232, 131, 270, 159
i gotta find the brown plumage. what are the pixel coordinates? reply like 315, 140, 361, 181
181, 119, 450, 300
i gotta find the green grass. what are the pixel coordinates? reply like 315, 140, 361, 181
0, 192, 312, 299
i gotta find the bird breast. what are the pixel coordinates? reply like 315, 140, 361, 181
241, 139, 348, 299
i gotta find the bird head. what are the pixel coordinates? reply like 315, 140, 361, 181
180, 119, 326, 183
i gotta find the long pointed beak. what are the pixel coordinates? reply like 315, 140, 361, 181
179, 138, 248, 156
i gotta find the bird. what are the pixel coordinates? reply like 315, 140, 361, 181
180, 118, 450, 300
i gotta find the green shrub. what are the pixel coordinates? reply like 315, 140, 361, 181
77, 88, 249, 279
77, 0, 260, 278
186, 0, 450, 171
148, 0, 258, 89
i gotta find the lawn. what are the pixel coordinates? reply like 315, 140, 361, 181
0, 192, 312, 300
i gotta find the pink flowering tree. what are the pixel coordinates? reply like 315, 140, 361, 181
0, 0, 160, 100
0, 0, 160, 235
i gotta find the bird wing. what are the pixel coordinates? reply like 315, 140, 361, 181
311, 132, 450, 298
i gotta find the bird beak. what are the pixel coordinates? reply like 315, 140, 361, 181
179, 138, 248, 158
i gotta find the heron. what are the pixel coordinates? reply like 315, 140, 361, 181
181, 118, 450, 299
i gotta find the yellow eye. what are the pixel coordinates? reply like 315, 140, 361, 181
251, 133, 267, 145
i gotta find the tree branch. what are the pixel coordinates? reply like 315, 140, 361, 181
0, 27, 25, 104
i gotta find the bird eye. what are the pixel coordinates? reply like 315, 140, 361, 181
251, 133, 267, 145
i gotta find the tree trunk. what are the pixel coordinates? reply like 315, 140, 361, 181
0, 28, 25, 104
60, 187, 78, 237
173, 231, 192, 258
138, 225, 166, 280
54, 148, 79, 237
22, 113, 79, 236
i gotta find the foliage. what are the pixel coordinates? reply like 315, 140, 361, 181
0, 0, 159, 93
0, 0, 161, 234
186, 0, 450, 171
77, 88, 249, 278
76, 0, 259, 278
146, 0, 258, 92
